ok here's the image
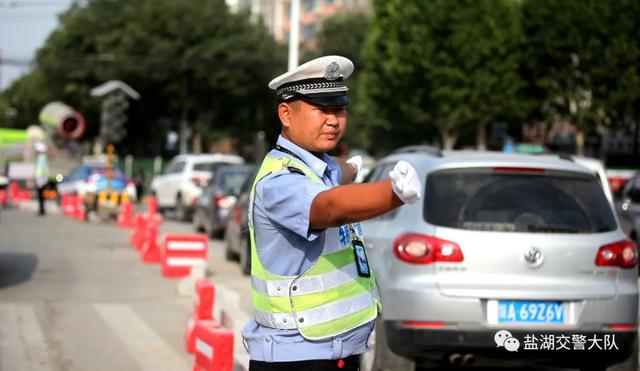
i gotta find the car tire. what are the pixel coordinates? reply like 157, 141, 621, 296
240, 237, 251, 276
175, 194, 189, 222
360, 319, 416, 371
193, 210, 205, 233
225, 238, 238, 261
604, 334, 638, 371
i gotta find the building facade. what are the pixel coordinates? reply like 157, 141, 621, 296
228, 0, 371, 50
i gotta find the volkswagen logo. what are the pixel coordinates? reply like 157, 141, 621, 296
524, 246, 544, 268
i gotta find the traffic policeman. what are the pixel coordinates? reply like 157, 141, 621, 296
242, 55, 422, 371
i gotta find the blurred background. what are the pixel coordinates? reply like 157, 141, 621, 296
0, 0, 638, 193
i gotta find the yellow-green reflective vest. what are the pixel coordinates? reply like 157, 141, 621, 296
249, 154, 381, 340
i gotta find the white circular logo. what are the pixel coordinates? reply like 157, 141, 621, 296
524, 246, 544, 268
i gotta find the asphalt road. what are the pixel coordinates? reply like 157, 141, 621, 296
0, 202, 637, 371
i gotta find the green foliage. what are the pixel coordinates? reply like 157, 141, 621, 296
5, 0, 285, 156
308, 12, 372, 149
359, 0, 524, 152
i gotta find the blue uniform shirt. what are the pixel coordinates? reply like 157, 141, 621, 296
242, 135, 374, 362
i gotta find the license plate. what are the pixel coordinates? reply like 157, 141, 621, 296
498, 301, 564, 324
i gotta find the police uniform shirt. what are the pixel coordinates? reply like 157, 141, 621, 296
242, 135, 374, 362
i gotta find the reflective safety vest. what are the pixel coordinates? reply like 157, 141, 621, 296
249, 154, 380, 340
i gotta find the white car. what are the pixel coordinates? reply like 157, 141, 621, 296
149, 154, 244, 221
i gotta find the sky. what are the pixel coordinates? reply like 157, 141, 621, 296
0, 0, 73, 91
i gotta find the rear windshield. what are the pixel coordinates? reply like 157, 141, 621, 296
425, 168, 617, 233
216, 168, 252, 192
193, 162, 233, 172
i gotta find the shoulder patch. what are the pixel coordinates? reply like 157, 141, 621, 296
286, 166, 305, 176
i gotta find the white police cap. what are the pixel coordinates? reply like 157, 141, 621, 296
268, 55, 354, 106
34, 142, 47, 152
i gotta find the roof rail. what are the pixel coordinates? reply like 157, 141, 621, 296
391, 145, 442, 157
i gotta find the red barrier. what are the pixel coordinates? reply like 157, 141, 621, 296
161, 234, 208, 278
117, 201, 135, 228
61, 194, 75, 216
185, 279, 215, 353
192, 321, 234, 371
0, 189, 7, 207
8, 182, 30, 202
73, 195, 86, 221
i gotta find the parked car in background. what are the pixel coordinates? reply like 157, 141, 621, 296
56, 162, 137, 203
618, 171, 640, 248
358, 148, 637, 371
193, 164, 255, 239
149, 154, 244, 221
223, 166, 258, 275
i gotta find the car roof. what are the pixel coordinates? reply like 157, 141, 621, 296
382, 149, 594, 175
172, 153, 244, 163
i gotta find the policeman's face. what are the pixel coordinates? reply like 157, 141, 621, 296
279, 100, 347, 154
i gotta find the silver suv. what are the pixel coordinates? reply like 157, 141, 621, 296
360, 147, 638, 371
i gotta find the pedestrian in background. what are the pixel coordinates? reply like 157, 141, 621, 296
242, 55, 423, 371
34, 142, 49, 216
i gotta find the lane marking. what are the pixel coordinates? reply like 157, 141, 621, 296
0, 303, 52, 371
93, 303, 188, 371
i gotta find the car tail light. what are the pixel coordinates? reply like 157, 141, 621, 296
215, 194, 236, 209
232, 205, 243, 225
191, 177, 208, 187
595, 240, 637, 268
393, 233, 463, 264
402, 321, 445, 329
607, 324, 637, 331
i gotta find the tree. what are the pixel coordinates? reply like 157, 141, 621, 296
521, 0, 640, 155
359, 0, 524, 152
308, 12, 372, 150
4, 0, 285, 157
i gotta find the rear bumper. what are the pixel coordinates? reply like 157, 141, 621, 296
384, 321, 636, 367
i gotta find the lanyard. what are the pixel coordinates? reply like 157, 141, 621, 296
274, 144, 330, 186
275, 144, 304, 163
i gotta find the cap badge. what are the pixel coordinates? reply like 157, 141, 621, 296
324, 62, 340, 81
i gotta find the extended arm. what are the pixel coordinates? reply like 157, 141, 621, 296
310, 180, 403, 228
310, 161, 422, 229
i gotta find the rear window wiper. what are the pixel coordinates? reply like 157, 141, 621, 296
526, 225, 582, 233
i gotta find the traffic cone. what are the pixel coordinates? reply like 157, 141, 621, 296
140, 224, 161, 263
130, 213, 147, 249
117, 200, 134, 228
147, 195, 158, 215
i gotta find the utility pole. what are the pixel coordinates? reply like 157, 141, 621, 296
287, 0, 300, 70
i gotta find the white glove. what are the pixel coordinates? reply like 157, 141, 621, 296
346, 155, 362, 175
389, 161, 422, 204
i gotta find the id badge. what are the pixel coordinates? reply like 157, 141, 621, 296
353, 240, 371, 277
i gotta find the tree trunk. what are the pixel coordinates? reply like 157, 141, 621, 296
476, 123, 487, 151
575, 129, 585, 156
438, 126, 457, 150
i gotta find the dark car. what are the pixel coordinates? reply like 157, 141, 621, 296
193, 164, 255, 239
223, 167, 257, 275
618, 171, 640, 248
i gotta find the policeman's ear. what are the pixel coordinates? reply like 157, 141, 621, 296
278, 102, 293, 130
